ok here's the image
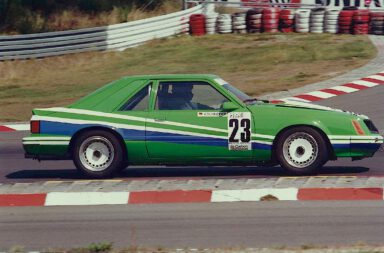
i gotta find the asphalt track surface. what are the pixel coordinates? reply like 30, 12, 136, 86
1, 201, 384, 250
1, 85, 384, 182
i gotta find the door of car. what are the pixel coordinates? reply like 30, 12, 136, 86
145, 80, 253, 163
114, 81, 153, 163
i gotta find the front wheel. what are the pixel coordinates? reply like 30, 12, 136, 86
276, 127, 328, 175
72, 130, 125, 178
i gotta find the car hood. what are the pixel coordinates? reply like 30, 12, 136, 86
274, 100, 342, 111
267, 100, 369, 119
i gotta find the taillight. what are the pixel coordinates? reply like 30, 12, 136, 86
30, 120, 40, 134
352, 120, 365, 135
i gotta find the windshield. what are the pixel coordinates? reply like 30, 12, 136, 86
214, 78, 252, 102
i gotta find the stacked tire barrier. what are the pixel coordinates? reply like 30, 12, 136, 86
246, 9, 263, 33
280, 9, 295, 33
353, 9, 370, 34
324, 9, 339, 33
232, 12, 247, 34
310, 8, 325, 33
205, 12, 218, 35
338, 10, 354, 34
371, 12, 384, 35
187, 7, 384, 37
0, 4, 204, 61
295, 9, 311, 33
262, 8, 280, 33
217, 14, 232, 33
189, 14, 206, 36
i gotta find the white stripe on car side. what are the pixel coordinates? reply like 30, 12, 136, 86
328, 135, 383, 140
252, 133, 275, 140
252, 140, 273, 145
32, 108, 383, 145
22, 141, 70, 145
33, 115, 229, 140
23, 136, 71, 141
35, 108, 279, 141
37, 107, 228, 133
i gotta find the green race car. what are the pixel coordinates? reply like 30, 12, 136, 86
23, 74, 383, 178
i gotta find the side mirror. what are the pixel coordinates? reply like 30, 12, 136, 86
222, 101, 239, 111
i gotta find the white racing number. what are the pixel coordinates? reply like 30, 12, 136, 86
228, 112, 252, 151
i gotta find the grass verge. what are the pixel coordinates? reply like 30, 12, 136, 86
0, 33, 376, 122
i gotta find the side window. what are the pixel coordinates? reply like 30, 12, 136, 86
156, 81, 229, 110
120, 84, 151, 111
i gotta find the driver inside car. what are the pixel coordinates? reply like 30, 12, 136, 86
170, 84, 197, 110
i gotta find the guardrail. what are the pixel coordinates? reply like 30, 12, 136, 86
0, 4, 205, 61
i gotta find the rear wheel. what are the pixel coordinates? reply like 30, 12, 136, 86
276, 127, 328, 175
72, 130, 125, 178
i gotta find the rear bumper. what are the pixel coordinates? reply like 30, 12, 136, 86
23, 136, 71, 161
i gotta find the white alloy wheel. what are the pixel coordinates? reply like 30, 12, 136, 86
79, 136, 115, 172
282, 132, 319, 168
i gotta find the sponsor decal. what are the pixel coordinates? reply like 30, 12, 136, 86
197, 112, 228, 117
228, 112, 252, 151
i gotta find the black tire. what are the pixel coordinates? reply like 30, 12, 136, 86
275, 127, 328, 175
72, 130, 125, 179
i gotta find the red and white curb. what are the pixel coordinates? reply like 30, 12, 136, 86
271, 71, 384, 103
1, 187, 383, 207
0, 123, 29, 132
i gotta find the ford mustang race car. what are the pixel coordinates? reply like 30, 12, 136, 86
23, 74, 383, 178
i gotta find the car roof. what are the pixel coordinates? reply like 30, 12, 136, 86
122, 74, 219, 81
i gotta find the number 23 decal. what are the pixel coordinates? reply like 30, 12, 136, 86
229, 118, 251, 142
228, 112, 252, 145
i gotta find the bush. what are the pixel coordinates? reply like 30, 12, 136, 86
78, 0, 113, 13
0, 0, 176, 34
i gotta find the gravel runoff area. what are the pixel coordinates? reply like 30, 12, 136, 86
260, 35, 384, 100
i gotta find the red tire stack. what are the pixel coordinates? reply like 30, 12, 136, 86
279, 9, 295, 33
370, 12, 384, 35
262, 8, 280, 33
189, 14, 206, 36
338, 10, 355, 34
353, 10, 370, 34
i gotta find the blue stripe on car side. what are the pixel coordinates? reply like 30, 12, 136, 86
252, 143, 272, 150
40, 120, 273, 150
41, 121, 93, 135
332, 144, 350, 149
351, 143, 382, 150
145, 130, 228, 147
333, 143, 381, 150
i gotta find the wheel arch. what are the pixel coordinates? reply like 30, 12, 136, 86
271, 124, 335, 161
68, 126, 128, 161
